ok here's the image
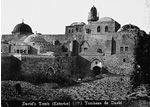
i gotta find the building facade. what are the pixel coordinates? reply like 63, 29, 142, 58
2, 6, 142, 76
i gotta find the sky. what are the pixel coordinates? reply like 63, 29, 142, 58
1, 0, 150, 34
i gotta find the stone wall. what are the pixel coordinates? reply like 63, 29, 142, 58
76, 54, 134, 77
21, 55, 76, 76
104, 54, 134, 75
1, 55, 76, 82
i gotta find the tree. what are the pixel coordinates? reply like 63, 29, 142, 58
131, 30, 150, 89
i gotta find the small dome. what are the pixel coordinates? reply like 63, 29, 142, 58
70, 22, 85, 26
88, 6, 99, 22
12, 22, 33, 34
24, 33, 46, 44
99, 17, 114, 22
91, 6, 97, 14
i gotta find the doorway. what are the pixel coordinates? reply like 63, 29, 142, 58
93, 66, 101, 75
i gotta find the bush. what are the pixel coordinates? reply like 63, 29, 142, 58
24, 71, 77, 86
49, 73, 77, 86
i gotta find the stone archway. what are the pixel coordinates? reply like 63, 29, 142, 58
91, 59, 103, 75
46, 67, 55, 76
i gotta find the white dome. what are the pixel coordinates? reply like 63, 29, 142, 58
70, 22, 85, 26
24, 34, 46, 43
99, 17, 114, 22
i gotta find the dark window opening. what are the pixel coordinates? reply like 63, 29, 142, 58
111, 37, 116, 54
24, 50, 26, 54
54, 40, 61, 45
86, 29, 91, 34
79, 28, 82, 32
61, 45, 68, 52
84, 47, 88, 52
68, 29, 71, 33
97, 26, 101, 32
123, 59, 126, 62
97, 49, 102, 53
72, 29, 74, 33
105, 26, 108, 32
125, 47, 128, 51
72, 40, 79, 56
93, 66, 101, 75
20, 50, 23, 54
120, 47, 123, 52
17, 50, 19, 53
76, 28, 79, 32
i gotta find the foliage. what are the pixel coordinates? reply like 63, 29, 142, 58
131, 31, 150, 88
29, 71, 77, 86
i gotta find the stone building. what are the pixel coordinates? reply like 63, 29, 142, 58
65, 6, 140, 76
1, 22, 70, 56
1, 6, 143, 77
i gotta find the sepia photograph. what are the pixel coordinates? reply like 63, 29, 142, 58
1, 0, 150, 106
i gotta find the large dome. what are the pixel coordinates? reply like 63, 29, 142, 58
12, 22, 33, 34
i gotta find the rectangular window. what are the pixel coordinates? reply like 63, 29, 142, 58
86, 29, 91, 34
123, 58, 126, 62
125, 47, 128, 51
120, 47, 123, 52
76, 28, 78, 32
84, 48, 87, 51
17, 50, 19, 53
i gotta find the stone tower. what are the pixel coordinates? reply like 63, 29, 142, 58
88, 6, 99, 22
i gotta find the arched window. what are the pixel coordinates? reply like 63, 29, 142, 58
125, 47, 128, 51
80, 41, 90, 53
76, 28, 78, 32
68, 29, 71, 33
97, 26, 101, 32
105, 26, 108, 32
72, 29, 74, 33
46, 67, 55, 76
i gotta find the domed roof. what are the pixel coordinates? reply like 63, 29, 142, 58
70, 22, 85, 26
90, 6, 97, 14
88, 6, 99, 22
99, 17, 114, 22
12, 22, 33, 34
24, 33, 46, 44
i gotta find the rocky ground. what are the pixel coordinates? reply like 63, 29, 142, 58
2, 76, 150, 106
2, 76, 130, 101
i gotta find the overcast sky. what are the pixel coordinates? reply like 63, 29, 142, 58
1, 0, 150, 34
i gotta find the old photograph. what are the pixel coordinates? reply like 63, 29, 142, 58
1, 0, 150, 106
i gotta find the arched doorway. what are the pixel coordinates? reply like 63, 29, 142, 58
91, 59, 103, 75
46, 67, 55, 76
93, 66, 101, 75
